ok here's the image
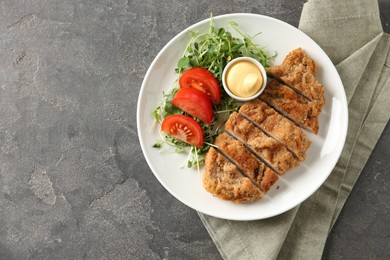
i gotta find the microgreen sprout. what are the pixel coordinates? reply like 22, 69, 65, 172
152, 17, 276, 169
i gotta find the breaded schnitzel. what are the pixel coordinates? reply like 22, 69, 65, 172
225, 112, 301, 174
239, 99, 311, 161
266, 48, 325, 111
202, 48, 324, 203
202, 147, 263, 203
260, 80, 320, 134
214, 132, 279, 192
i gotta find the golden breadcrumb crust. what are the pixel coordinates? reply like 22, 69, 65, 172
202, 147, 263, 203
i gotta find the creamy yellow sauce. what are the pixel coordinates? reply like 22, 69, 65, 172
225, 61, 263, 98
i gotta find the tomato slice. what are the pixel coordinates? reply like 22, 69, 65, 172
179, 67, 221, 104
161, 114, 204, 148
172, 88, 213, 124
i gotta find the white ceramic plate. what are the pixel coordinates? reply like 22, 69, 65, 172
137, 13, 348, 221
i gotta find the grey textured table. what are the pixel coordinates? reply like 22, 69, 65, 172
0, 1, 388, 259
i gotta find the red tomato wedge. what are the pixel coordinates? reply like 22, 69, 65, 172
172, 88, 213, 124
161, 114, 204, 148
179, 67, 221, 104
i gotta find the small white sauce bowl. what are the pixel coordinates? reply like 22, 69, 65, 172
222, 56, 268, 102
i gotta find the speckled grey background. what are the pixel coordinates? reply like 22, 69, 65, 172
0, 0, 388, 259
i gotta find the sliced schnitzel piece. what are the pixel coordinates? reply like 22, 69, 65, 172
239, 99, 311, 161
202, 147, 262, 203
214, 132, 278, 192
266, 48, 325, 111
260, 80, 320, 134
225, 112, 301, 174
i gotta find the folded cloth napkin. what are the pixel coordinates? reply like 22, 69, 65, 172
198, 0, 390, 259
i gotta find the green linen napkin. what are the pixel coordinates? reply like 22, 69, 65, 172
198, 0, 390, 259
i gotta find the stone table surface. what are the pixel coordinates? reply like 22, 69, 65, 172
0, 0, 389, 259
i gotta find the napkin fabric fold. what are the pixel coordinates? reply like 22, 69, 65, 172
198, 0, 390, 259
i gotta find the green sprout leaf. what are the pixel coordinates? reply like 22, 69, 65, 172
177, 56, 190, 70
